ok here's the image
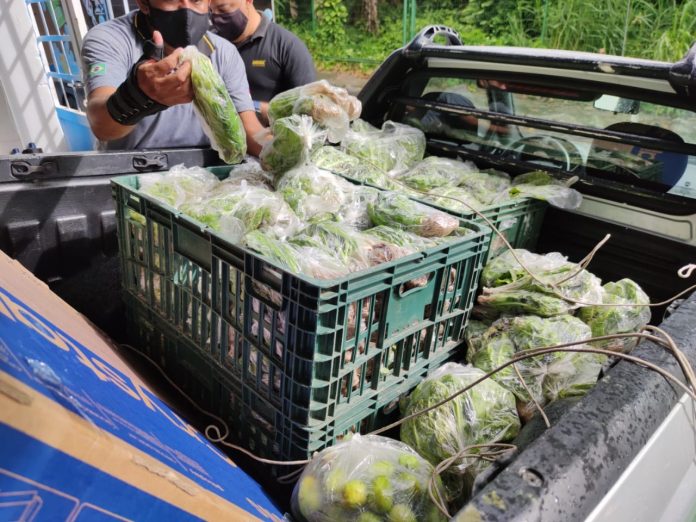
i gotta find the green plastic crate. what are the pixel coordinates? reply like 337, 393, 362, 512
126, 293, 458, 462
112, 171, 490, 460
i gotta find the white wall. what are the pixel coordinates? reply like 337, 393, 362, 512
0, 0, 68, 152
0, 85, 21, 154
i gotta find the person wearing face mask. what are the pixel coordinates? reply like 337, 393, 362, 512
210, 0, 315, 125
80, 0, 264, 155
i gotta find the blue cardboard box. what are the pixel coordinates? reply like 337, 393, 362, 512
0, 254, 283, 521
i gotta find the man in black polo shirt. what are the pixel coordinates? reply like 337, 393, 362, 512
211, 0, 316, 124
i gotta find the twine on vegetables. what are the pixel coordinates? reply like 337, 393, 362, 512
428, 443, 517, 518
513, 363, 551, 428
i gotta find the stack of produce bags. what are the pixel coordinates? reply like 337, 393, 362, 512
137, 161, 466, 281
467, 248, 651, 423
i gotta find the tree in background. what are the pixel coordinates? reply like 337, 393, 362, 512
364, 0, 379, 35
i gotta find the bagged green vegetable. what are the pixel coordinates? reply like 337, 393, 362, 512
342, 121, 426, 174
507, 171, 582, 209
179, 191, 247, 242
351, 119, 379, 133
311, 146, 396, 189
290, 221, 370, 270
245, 230, 349, 279
481, 249, 568, 288
577, 278, 651, 353
395, 156, 478, 192
458, 169, 512, 205
291, 434, 448, 522
259, 115, 327, 174
476, 289, 576, 317
275, 164, 358, 223
362, 226, 437, 252
476, 249, 604, 318
466, 314, 605, 421
210, 159, 274, 192
181, 184, 301, 240
368, 192, 460, 237
138, 164, 219, 208
421, 186, 484, 213
267, 80, 361, 142
180, 46, 246, 164
338, 186, 380, 229
400, 363, 520, 503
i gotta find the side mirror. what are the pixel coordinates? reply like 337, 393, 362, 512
593, 94, 640, 114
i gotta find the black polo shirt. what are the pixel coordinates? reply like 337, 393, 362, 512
232, 15, 316, 102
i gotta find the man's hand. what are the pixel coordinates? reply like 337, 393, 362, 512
136, 31, 193, 106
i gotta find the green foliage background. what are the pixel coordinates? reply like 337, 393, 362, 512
276, 0, 696, 72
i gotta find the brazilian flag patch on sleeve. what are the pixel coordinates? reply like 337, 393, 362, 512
89, 62, 106, 77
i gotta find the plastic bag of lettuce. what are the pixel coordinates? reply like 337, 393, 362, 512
258, 115, 327, 175
292, 434, 448, 522
475, 249, 604, 319
267, 79, 361, 143
342, 121, 426, 174
180, 47, 246, 164
466, 315, 606, 421
400, 363, 520, 504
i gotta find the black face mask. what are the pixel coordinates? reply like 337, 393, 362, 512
147, 6, 209, 48
211, 9, 248, 42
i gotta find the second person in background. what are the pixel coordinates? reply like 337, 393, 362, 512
211, 0, 316, 125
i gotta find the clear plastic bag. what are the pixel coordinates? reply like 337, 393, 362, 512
138, 164, 219, 208
367, 192, 460, 238
577, 278, 651, 353
275, 164, 357, 222
395, 156, 478, 192
291, 434, 448, 522
267, 80, 362, 143
400, 363, 520, 503
338, 186, 381, 230
181, 184, 301, 240
310, 146, 396, 189
458, 169, 512, 205
466, 315, 605, 422
245, 230, 349, 280
478, 249, 604, 318
421, 186, 484, 213
258, 115, 327, 174
481, 249, 569, 288
290, 221, 374, 271
211, 158, 274, 191
342, 121, 426, 174
180, 46, 246, 164
508, 171, 582, 209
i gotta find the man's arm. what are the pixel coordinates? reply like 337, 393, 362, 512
239, 110, 264, 156
83, 30, 193, 141
86, 86, 131, 141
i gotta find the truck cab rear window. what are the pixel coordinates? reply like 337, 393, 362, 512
397, 76, 696, 203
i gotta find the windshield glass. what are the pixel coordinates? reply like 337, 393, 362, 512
399, 76, 696, 201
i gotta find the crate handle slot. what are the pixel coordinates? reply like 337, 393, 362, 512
382, 398, 401, 416
397, 272, 435, 298
173, 224, 212, 272
245, 276, 283, 311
